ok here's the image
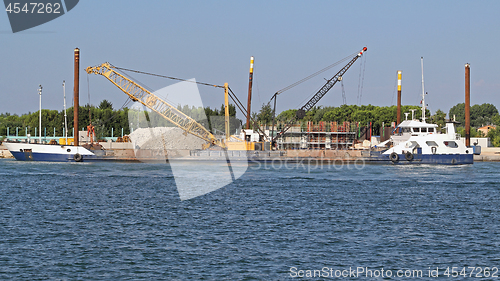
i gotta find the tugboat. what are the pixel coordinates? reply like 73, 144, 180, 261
371, 58, 474, 165
374, 117, 474, 165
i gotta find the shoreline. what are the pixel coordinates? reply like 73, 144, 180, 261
2, 144, 500, 162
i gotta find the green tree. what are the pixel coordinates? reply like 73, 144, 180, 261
449, 103, 465, 124
449, 103, 498, 127
487, 128, 500, 147
471, 103, 498, 127
255, 103, 274, 125
99, 100, 113, 110
491, 114, 500, 126
457, 127, 481, 138
276, 109, 297, 122
430, 109, 447, 132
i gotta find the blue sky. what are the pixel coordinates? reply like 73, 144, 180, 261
1, 0, 499, 121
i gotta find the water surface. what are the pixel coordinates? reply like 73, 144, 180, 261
0, 159, 499, 280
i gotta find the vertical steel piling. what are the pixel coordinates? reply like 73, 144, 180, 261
74, 48, 80, 147
397, 70, 402, 125
465, 63, 470, 147
246, 56, 254, 129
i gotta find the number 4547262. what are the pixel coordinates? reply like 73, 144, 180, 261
5, 3, 61, 14
443, 267, 498, 278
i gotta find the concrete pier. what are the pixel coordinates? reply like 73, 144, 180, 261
0, 144, 14, 158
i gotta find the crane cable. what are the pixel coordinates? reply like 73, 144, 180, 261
227, 86, 268, 138
112, 65, 225, 89
266, 49, 362, 124
390, 71, 398, 106
113, 65, 190, 110
273, 50, 360, 97
341, 79, 346, 105
84, 72, 134, 131
357, 51, 367, 105
86, 65, 244, 142
114, 65, 268, 137
88, 65, 254, 138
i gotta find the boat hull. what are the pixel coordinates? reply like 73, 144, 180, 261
4, 142, 96, 162
371, 152, 473, 165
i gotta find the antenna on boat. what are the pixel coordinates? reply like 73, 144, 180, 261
63, 81, 68, 145
421, 57, 426, 123
404, 112, 410, 121
410, 109, 416, 120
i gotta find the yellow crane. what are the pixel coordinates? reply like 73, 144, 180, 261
85, 62, 227, 149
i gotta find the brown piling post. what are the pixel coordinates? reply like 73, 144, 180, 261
397, 70, 402, 124
74, 48, 80, 146
246, 56, 254, 129
465, 63, 470, 147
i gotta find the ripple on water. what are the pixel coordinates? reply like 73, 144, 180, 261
0, 159, 499, 279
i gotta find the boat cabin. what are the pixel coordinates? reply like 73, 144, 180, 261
385, 118, 440, 147
393, 120, 438, 136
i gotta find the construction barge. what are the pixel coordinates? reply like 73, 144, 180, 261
2, 47, 488, 164
1, 121, 371, 163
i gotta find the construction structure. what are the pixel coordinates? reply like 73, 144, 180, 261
271, 47, 367, 145
274, 121, 356, 150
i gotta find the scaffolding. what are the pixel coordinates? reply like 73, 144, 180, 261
275, 121, 357, 150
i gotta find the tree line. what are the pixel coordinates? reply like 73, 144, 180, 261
0, 100, 130, 139
254, 103, 431, 133
0, 100, 241, 140
252, 102, 500, 146
2, 100, 500, 146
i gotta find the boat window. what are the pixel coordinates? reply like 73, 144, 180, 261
428, 128, 434, 133
443, 141, 458, 148
402, 127, 411, 133
413, 128, 420, 133
421, 128, 427, 133
426, 141, 438, 147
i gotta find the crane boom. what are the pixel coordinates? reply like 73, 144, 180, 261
274, 47, 367, 141
85, 62, 225, 148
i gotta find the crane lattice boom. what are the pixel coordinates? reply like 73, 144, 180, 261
85, 62, 225, 148
275, 47, 367, 140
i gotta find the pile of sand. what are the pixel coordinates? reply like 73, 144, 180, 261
129, 127, 207, 150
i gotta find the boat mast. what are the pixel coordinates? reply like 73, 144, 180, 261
421, 57, 426, 123
63, 81, 68, 144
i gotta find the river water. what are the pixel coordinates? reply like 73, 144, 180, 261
0, 159, 499, 280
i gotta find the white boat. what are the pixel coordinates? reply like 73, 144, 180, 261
372, 58, 474, 165
373, 118, 474, 165
3, 82, 101, 162
3, 142, 96, 162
